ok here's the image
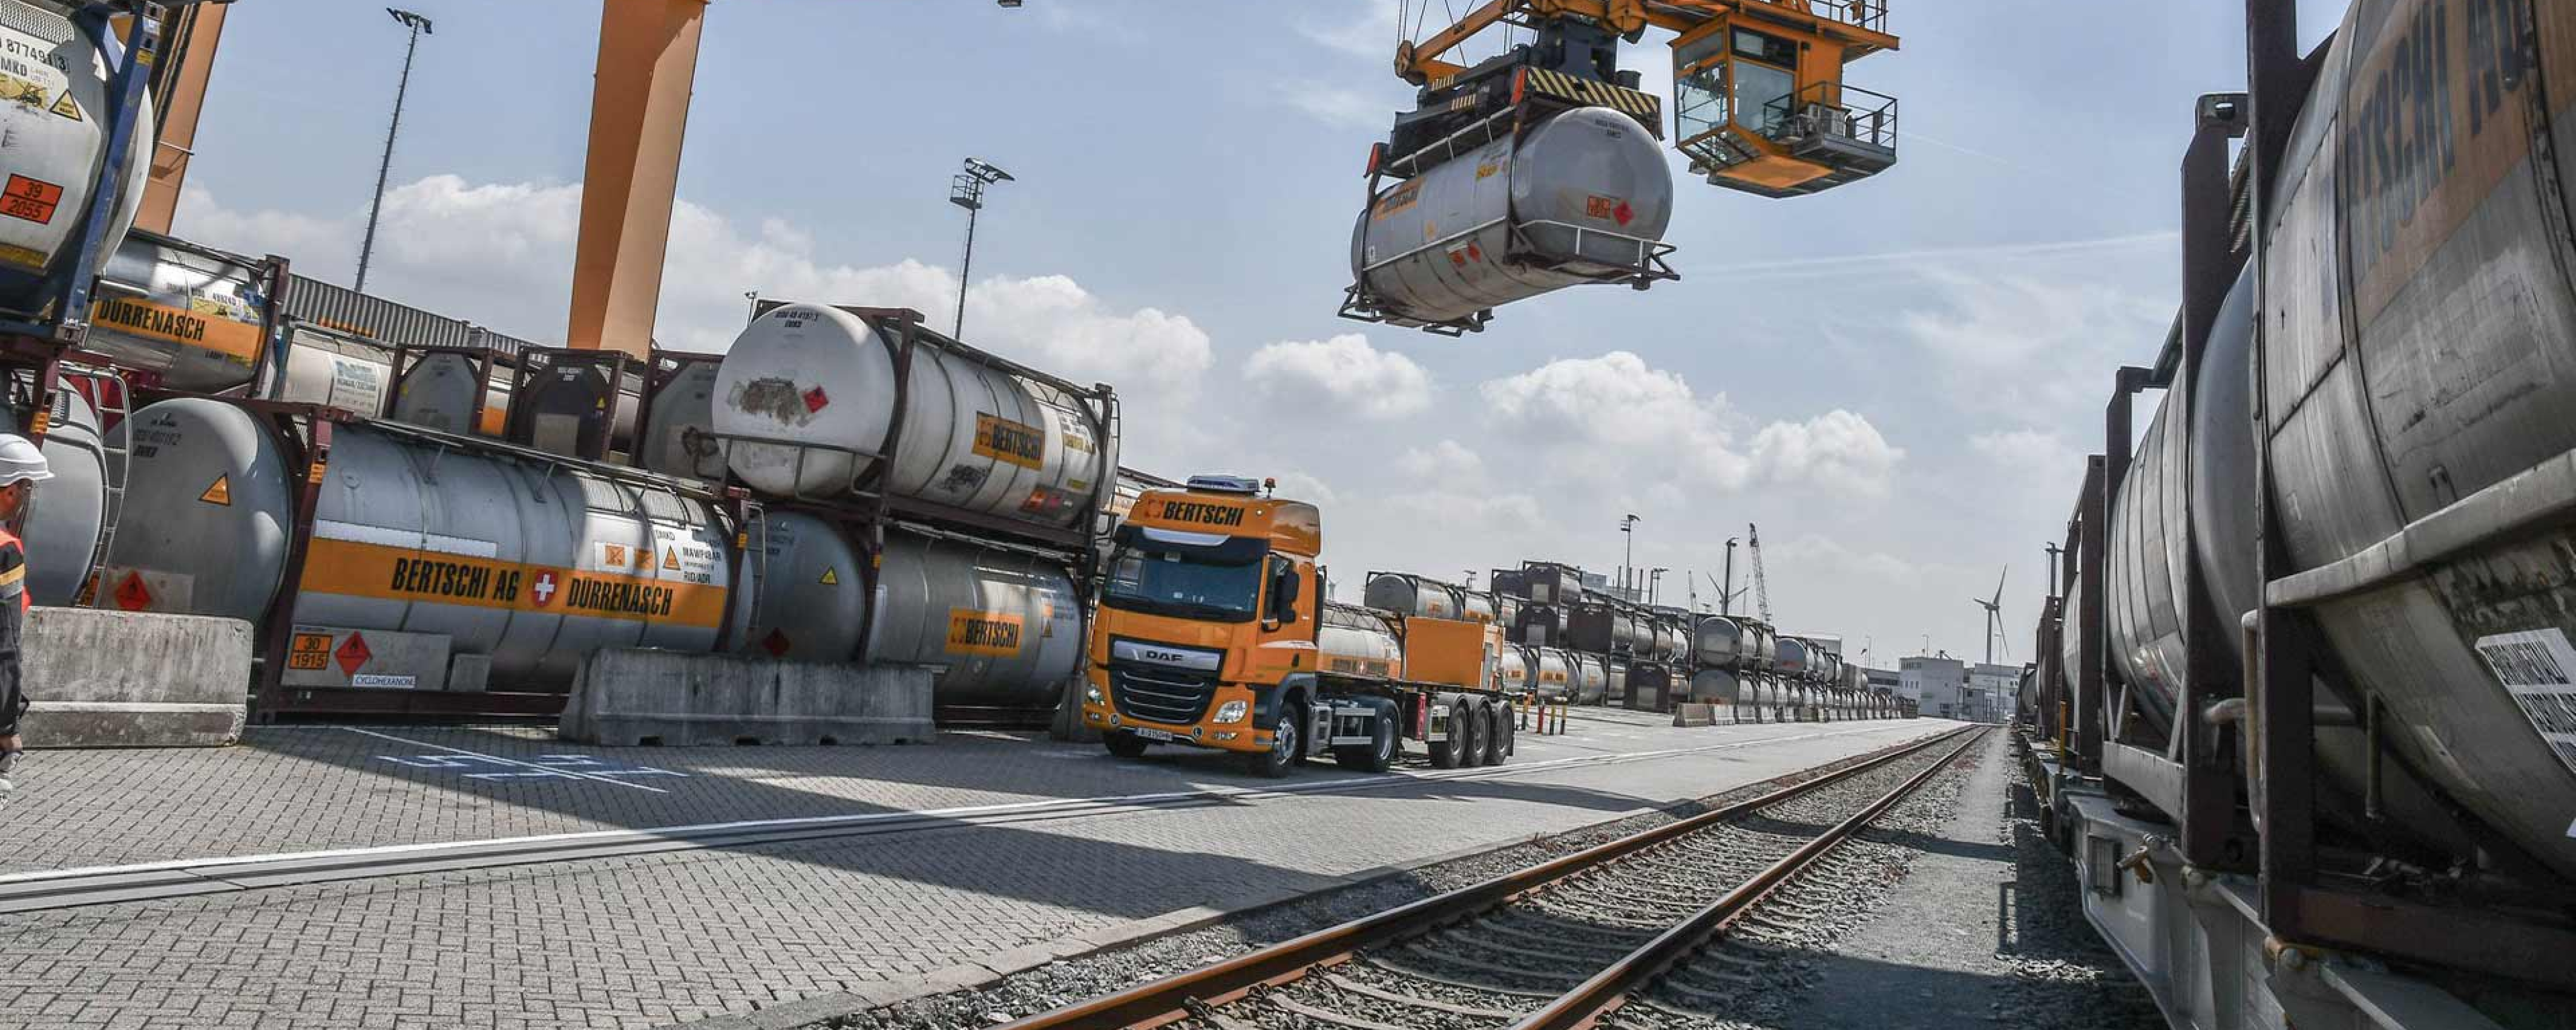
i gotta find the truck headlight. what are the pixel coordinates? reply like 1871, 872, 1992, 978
1214, 700, 1248, 724
1084, 684, 1105, 706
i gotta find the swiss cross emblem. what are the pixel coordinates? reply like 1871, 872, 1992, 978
532, 571, 559, 606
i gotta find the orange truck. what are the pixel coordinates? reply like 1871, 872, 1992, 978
1078, 476, 1521, 776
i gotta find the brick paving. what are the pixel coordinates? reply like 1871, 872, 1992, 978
0, 716, 1950, 1029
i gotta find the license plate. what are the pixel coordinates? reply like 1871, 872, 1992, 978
1132, 727, 1177, 742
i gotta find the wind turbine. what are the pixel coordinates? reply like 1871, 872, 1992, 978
1974, 566, 2009, 664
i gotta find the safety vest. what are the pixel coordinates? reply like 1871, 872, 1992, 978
0, 527, 26, 613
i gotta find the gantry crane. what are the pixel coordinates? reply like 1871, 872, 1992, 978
1389, 0, 1901, 198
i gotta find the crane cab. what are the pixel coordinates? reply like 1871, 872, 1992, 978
1669, 3, 1900, 197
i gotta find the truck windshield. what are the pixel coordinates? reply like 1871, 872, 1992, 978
1101, 545, 1263, 623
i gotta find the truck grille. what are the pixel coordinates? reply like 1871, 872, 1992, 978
1111, 666, 1217, 725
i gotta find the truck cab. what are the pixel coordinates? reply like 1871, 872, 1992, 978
1081, 475, 1515, 776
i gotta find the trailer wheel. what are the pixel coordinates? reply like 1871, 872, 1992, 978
1427, 701, 1461, 769
1103, 731, 1149, 759
1457, 703, 1487, 768
1334, 703, 1397, 773
1483, 704, 1509, 765
1246, 702, 1303, 779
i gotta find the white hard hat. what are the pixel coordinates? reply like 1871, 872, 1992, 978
0, 434, 50, 486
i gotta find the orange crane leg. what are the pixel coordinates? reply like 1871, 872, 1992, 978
134, 3, 228, 235
568, 0, 709, 357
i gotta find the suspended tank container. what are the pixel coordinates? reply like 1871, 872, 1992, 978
712, 304, 1113, 539
1349, 106, 1675, 333
1690, 668, 1739, 706
0, 0, 152, 311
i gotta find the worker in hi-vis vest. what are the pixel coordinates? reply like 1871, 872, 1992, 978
0, 434, 50, 790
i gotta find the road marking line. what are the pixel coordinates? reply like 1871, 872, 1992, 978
0, 721, 1944, 889
344, 727, 676, 795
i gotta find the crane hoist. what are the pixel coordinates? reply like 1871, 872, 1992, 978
1391, 1, 1902, 197
1343, 1, 1899, 336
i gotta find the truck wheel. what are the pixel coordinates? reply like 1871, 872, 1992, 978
1104, 731, 1149, 759
1335, 706, 1398, 773
1246, 703, 1303, 779
1457, 703, 1487, 768
1427, 702, 1460, 769
1483, 704, 1509, 765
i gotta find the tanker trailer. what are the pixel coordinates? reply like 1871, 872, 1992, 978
0, 387, 106, 604
1348, 106, 1674, 333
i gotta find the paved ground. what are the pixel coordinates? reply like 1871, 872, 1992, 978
0, 711, 1950, 1029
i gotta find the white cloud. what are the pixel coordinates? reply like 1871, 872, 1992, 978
1243, 333, 1433, 419
1970, 427, 2077, 470
1476, 351, 1900, 495
1396, 439, 1484, 484
177, 176, 1214, 397
1749, 409, 1905, 497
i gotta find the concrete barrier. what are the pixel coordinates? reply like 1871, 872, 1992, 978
21, 607, 252, 748
1671, 703, 1719, 728
560, 648, 935, 747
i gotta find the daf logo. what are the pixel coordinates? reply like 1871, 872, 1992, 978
1112, 639, 1221, 671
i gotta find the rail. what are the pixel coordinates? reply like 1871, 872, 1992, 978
998, 724, 1984, 1029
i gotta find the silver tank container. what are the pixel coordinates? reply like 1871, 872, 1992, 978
1460, 590, 1497, 624
1363, 572, 1464, 621
1604, 657, 1628, 705
638, 359, 723, 481
1569, 651, 1608, 705
1319, 603, 1404, 677
1775, 637, 1811, 679
868, 532, 1084, 707
271, 326, 394, 415
102, 398, 744, 686
389, 351, 513, 437
1, 388, 106, 604
0, 0, 151, 310
83, 232, 271, 393
1695, 615, 1742, 667
1351, 106, 1674, 328
1492, 643, 1530, 695
713, 304, 1109, 532
735, 510, 867, 663
1690, 668, 1738, 706
1529, 646, 1574, 700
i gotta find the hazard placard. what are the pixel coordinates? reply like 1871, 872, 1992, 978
335, 632, 373, 676
0, 175, 62, 225
288, 632, 331, 671
47, 91, 76, 122
819, 566, 838, 586
198, 476, 231, 506
111, 571, 151, 612
662, 547, 679, 571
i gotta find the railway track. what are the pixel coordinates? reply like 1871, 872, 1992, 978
996, 724, 1985, 1030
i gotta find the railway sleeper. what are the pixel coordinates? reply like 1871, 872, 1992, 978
1320, 972, 1522, 1020
1379, 947, 1589, 993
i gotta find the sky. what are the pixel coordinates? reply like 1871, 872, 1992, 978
173, 0, 2353, 671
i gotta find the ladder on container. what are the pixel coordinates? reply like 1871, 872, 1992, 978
70, 369, 129, 607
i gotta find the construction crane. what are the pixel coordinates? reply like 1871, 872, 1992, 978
1746, 521, 1771, 623
1389, 1, 1902, 198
